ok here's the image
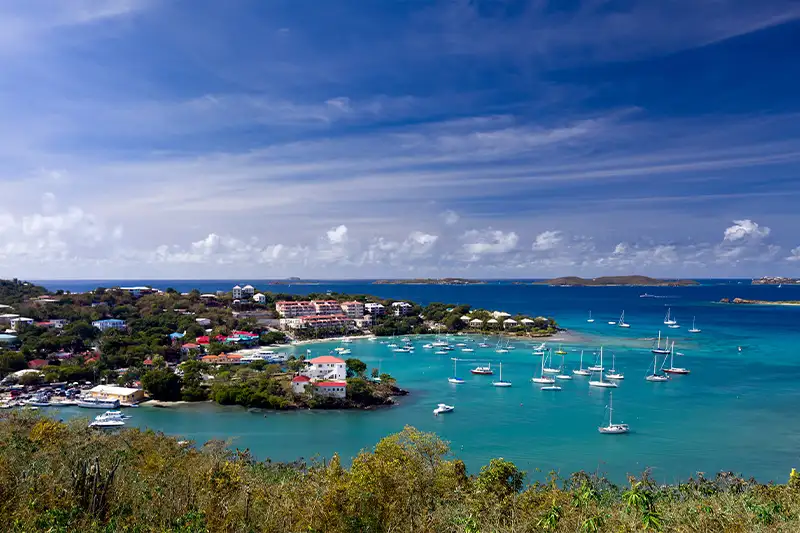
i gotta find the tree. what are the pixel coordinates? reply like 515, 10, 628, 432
0, 352, 28, 377
260, 331, 287, 345
346, 358, 367, 377
141, 368, 182, 401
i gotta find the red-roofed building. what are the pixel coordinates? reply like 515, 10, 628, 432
181, 343, 200, 353
143, 358, 154, 366
28, 359, 48, 369
291, 374, 311, 394
231, 330, 258, 338
313, 381, 347, 398
85, 355, 100, 364
196, 336, 210, 345
303, 355, 346, 381
340, 301, 365, 318
276, 300, 316, 318
214, 334, 227, 342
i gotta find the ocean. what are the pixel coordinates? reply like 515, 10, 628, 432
35, 279, 800, 483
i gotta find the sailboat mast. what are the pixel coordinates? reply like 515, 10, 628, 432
609, 393, 613, 425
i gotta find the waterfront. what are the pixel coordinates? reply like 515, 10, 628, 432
40, 280, 800, 483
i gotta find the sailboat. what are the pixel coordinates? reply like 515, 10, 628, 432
587, 310, 595, 323
663, 308, 677, 326
663, 341, 690, 375
495, 340, 509, 354
651, 331, 671, 355
668, 317, 681, 329
573, 350, 591, 376
588, 351, 604, 372
688, 317, 701, 334
531, 351, 555, 384
645, 350, 670, 382
589, 347, 618, 388
542, 350, 560, 374
617, 311, 630, 328
606, 353, 624, 380
448, 359, 465, 384
598, 392, 629, 434
556, 352, 572, 380
492, 362, 512, 387
555, 344, 567, 355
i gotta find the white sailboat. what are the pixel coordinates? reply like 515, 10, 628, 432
606, 353, 624, 380
688, 317, 701, 334
556, 352, 572, 380
663, 308, 677, 326
531, 351, 555, 384
668, 318, 681, 329
617, 311, 630, 328
651, 331, 671, 355
587, 310, 595, 323
598, 392, 629, 434
573, 350, 591, 376
663, 341, 690, 375
448, 358, 465, 384
492, 362, 512, 387
495, 339, 509, 354
588, 351, 604, 372
645, 350, 670, 382
542, 350, 560, 374
589, 347, 618, 388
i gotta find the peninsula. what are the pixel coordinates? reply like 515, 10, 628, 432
534, 275, 699, 287
373, 278, 485, 285
720, 297, 800, 306
751, 276, 800, 285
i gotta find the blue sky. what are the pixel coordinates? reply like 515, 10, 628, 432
1, 0, 800, 279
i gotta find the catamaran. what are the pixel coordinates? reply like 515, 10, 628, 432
531, 351, 556, 384
598, 392, 629, 434
664, 308, 677, 325
470, 363, 493, 375
645, 350, 670, 382
652, 331, 671, 354
617, 311, 630, 328
663, 341, 690, 374
688, 317, 701, 333
448, 359, 465, 384
573, 350, 591, 376
492, 362, 512, 387
587, 310, 595, 323
606, 352, 624, 380
589, 348, 618, 388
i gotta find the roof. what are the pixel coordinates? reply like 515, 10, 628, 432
469, 318, 483, 323
89, 385, 142, 395
487, 318, 499, 323
292, 375, 311, 383
28, 359, 48, 369
309, 355, 346, 364
182, 343, 200, 349
169, 332, 186, 338
314, 381, 347, 387
143, 358, 153, 365
196, 336, 210, 344
200, 293, 217, 298
232, 330, 258, 337
94, 318, 124, 324
503, 318, 517, 323
341, 300, 362, 305
232, 285, 242, 289
521, 318, 535, 323
201, 355, 219, 361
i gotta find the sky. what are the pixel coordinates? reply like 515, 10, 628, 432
1, 0, 800, 280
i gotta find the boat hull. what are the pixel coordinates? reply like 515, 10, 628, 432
589, 381, 617, 388
663, 368, 690, 374
492, 381, 512, 387
599, 425, 629, 434
531, 378, 555, 384
645, 375, 670, 382
447, 378, 465, 384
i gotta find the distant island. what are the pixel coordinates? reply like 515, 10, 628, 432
534, 275, 699, 287
752, 276, 800, 285
373, 278, 485, 285
720, 297, 800, 306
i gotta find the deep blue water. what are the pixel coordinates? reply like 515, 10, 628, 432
35, 279, 800, 483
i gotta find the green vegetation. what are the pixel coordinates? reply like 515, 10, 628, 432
373, 278, 485, 285
535, 275, 699, 287
0, 278, 47, 305
0, 415, 797, 532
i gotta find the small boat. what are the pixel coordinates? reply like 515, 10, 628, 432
589, 348, 618, 388
470, 364, 493, 375
573, 350, 591, 376
555, 345, 567, 355
588, 350, 604, 372
401, 337, 410, 342
606, 353, 624, 380
422, 343, 433, 349
456, 343, 466, 347
663, 341, 690, 375
542, 350, 560, 374
448, 359, 465, 384
688, 317, 701, 334
492, 362, 512, 387
587, 310, 595, 323
541, 384, 562, 391
663, 308, 677, 326
640, 293, 654, 298
651, 331, 671, 355
555, 351, 572, 380
607, 320, 617, 325
433, 403, 454, 415
532, 352, 556, 384
393, 347, 412, 353
532, 348, 545, 356
478, 342, 490, 348
435, 350, 448, 355
668, 322, 680, 329
387, 343, 398, 348
598, 392, 629, 434
78, 397, 121, 409
617, 311, 630, 328
89, 416, 125, 429
645, 350, 670, 382
461, 347, 474, 353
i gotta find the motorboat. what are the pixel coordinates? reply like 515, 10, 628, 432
461, 347, 474, 353
78, 397, 121, 409
433, 403, 454, 415
470, 365, 493, 375
598, 392, 629, 434
435, 350, 448, 355
541, 385, 562, 391
90, 418, 125, 429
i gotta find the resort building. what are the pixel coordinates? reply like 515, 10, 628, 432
291, 375, 311, 394
201, 354, 243, 365
242, 285, 255, 297
195, 317, 211, 327
232, 285, 243, 299
313, 381, 347, 399
460, 315, 471, 323
364, 303, 385, 316
355, 315, 373, 328
503, 318, 518, 329
340, 301, 365, 318
486, 318, 499, 328
253, 293, 267, 304
521, 318, 535, 327
297, 314, 353, 331
88, 385, 145, 405
0, 313, 20, 325
302, 355, 347, 380
469, 318, 484, 328
92, 318, 127, 332
391, 301, 413, 316
313, 300, 342, 315
276, 300, 316, 318
10, 317, 34, 331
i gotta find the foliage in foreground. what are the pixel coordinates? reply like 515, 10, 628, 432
0, 413, 798, 532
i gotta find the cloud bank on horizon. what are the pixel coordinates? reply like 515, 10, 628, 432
1, 0, 800, 279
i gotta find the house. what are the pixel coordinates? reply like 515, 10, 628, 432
340, 301, 365, 319
181, 343, 200, 353
469, 318, 484, 328
460, 315, 471, 323
391, 301, 413, 316
28, 359, 48, 369
88, 385, 145, 405
313, 381, 347, 399
486, 318, 499, 327
291, 375, 311, 394
364, 303, 385, 316
276, 300, 316, 318
503, 318, 518, 329
232, 285, 243, 299
196, 335, 210, 345
313, 300, 342, 315
50, 318, 68, 329
355, 315, 373, 328
0, 313, 20, 325
195, 318, 211, 327
521, 318, 535, 327
92, 319, 126, 332
242, 285, 255, 298
200, 293, 217, 300
120, 286, 157, 298
253, 293, 267, 304
302, 355, 347, 380
201, 353, 242, 365
11, 317, 34, 331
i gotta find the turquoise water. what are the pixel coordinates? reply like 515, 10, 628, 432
40, 280, 800, 483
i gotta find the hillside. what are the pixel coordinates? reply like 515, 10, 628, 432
0, 279, 49, 306
535, 275, 699, 287
373, 278, 484, 285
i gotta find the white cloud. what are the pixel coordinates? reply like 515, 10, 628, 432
326, 224, 348, 244
723, 219, 770, 242
462, 229, 518, 256
531, 230, 562, 251
441, 210, 460, 226
787, 247, 800, 262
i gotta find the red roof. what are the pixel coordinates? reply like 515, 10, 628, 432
196, 336, 210, 344
309, 355, 345, 364
182, 343, 200, 349
232, 330, 258, 337
85, 355, 100, 363
314, 381, 347, 387
292, 375, 311, 383
28, 359, 48, 369
214, 335, 227, 341
143, 358, 153, 366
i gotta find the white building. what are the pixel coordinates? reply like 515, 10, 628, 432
232, 285, 243, 299
10, 317, 34, 331
92, 319, 127, 332
313, 381, 347, 399
469, 318, 484, 328
503, 318, 518, 329
253, 293, 267, 304
291, 375, 311, 394
242, 285, 255, 297
391, 301, 413, 316
0, 313, 20, 325
120, 286, 156, 298
302, 355, 347, 381
195, 317, 211, 327
355, 315, 373, 328
364, 303, 385, 316
340, 301, 365, 318
276, 301, 316, 318
313, 300, 342, 315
